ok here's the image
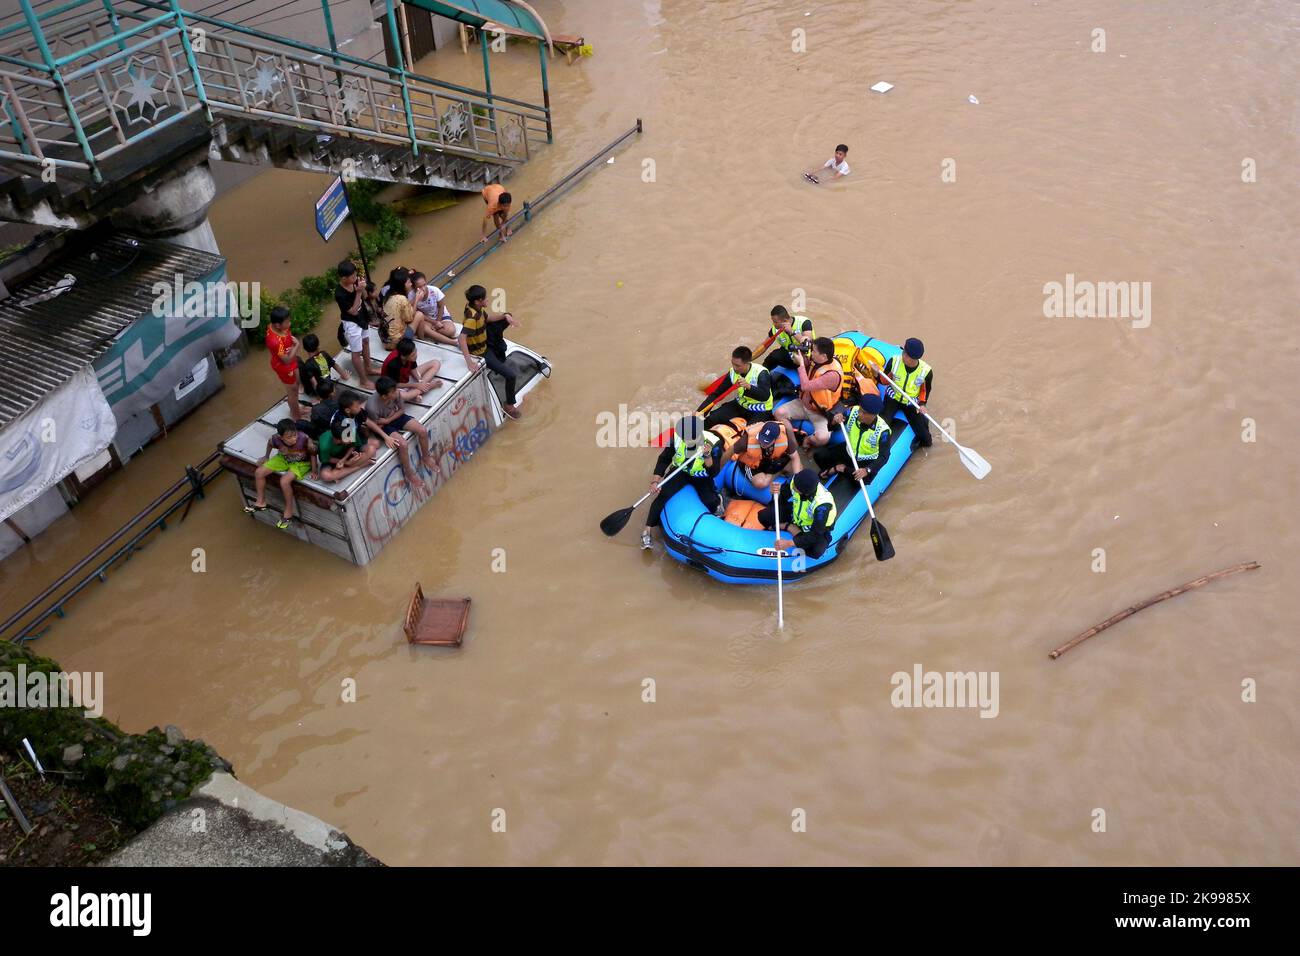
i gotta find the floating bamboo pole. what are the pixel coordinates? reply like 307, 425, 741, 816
1049, 561, 1261, 659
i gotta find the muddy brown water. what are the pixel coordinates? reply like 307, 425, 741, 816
3, 0, 1298, 865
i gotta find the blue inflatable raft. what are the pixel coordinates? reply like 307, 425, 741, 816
659, 332, 915, 584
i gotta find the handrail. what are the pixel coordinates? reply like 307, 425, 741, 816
0, 450, 224, 644
0, 0, 553, 188
432, 119, 643, 290
123, 1, 549, 114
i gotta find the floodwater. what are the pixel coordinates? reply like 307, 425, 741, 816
4, 0, 1299, 865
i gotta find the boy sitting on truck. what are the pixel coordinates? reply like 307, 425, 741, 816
363, 376, 437, 495
318, 391, 381, 483
245, 418, 319, 529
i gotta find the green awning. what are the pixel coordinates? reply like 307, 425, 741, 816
405, 0, 549, 42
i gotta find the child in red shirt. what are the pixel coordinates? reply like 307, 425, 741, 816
266, 306, 302, 422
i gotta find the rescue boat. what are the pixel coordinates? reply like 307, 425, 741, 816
658, 332, 915, 584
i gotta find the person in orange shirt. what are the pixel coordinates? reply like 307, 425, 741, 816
481, 183, 513, 243
265, 306, 302, 422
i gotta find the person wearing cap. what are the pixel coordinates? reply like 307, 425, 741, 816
641, 414, 726, 549
729, 419, 802, 492
815, 392, 892, 482
757, 468, 837, 559
880, 337, 934, 449
703, 345, 774, 428
481, 183, 513, 243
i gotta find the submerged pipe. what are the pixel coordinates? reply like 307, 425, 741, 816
0, 452, 222, 641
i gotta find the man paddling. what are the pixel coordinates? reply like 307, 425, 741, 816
815, 392, 892, 482
757, 468, 837, 560
880, 337, 933, 450
641, 414, 725, 550
702, 346, 774, 428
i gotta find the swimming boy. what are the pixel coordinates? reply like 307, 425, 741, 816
804, 144, 850, 184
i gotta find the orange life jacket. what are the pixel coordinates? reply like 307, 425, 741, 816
708, 417, 748, 456
840, 370, 878, 407
803, 358, 844, 414
723, 499, 767, 530
736, 421, 790, 469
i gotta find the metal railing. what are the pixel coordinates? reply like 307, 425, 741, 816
0, 0, 551, 183
0, 450, 224, 644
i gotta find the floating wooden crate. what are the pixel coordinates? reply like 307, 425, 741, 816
404, 585, 470, 647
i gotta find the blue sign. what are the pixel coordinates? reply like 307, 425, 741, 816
315, 176, 350, 242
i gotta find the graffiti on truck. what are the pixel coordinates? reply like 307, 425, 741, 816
360, 397, 493, 545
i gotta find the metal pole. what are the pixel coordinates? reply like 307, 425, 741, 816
18, 0, 100, 181
538, 39, 552, 144
479, 27, 494, 105
168, 0, 211, 122
340, 177, 372, 281
100, 0, 128, 55
320, 0, 343, 74
383, 0, 419, 156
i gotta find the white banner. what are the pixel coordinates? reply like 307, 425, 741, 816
0, 364, 117, 522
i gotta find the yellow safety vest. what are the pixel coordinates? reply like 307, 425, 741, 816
770, 315, 814, 351
885, 355, 931, 403
788, 483, 837, 533
672, 432, 719, 477
729, 362, 772, 412
846, 408, 890, 462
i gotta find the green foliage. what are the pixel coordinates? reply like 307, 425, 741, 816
245, 179, 411, 344
0, 643, 232, 830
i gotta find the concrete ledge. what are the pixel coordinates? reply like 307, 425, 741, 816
103, 773, 383, 867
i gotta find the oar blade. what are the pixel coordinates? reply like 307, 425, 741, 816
869, 517, 896, 561
956, 444, 992, 480
599, 506, 635, 537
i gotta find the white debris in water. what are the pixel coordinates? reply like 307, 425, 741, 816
870, 81, 894, 94
968, 94, 980, 104
1114, 515, 1119, 520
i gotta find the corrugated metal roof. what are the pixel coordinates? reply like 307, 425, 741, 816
0, 234, 226, 430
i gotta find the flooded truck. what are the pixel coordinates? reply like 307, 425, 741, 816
219, 328, 549, 565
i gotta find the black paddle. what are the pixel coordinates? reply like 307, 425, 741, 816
600, 457, 697, 536
838, 423, 894, 561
